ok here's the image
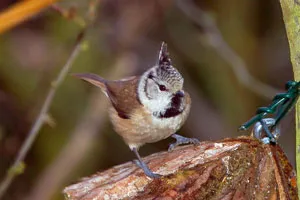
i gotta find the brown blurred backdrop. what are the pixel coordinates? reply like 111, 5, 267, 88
0, 0, 294, 199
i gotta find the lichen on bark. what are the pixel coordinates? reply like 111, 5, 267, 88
63, 137, 297, 199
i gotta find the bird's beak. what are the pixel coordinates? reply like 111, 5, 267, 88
175, 90, 185, 97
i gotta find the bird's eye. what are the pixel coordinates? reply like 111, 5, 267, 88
148, 73, 154, 79
159, 85, 167, 91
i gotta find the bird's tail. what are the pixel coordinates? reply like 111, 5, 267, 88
72, 73, 107, 90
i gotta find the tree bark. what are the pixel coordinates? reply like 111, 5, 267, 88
63, 136, 297, 200
279, 1, 300, 196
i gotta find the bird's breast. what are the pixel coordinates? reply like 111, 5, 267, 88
108, 93, 191, 150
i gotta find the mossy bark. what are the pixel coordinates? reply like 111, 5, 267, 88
63, 137, 297, 199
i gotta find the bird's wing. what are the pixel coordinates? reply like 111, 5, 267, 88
105, 76, 142, 119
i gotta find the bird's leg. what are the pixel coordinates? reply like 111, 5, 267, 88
168, 134, 200, 151
132, 147, 161, 178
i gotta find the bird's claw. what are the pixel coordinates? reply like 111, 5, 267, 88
133, 159, 161, 178
168, 134, 200, 151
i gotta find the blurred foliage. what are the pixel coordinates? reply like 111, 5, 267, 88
0, 0, 295, 199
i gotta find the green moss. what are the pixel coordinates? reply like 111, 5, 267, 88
164, 170, 196, 187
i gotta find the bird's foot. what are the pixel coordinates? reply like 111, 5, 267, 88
132, 147, 161, 179
168, 134, 200, 151
133, 159, 161, 178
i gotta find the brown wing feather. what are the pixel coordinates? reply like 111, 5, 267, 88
73, 73, 106, 90
105, 76, 142, 119
74, 73, 142, 119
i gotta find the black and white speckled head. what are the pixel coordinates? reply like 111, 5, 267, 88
137, 42, 186, 118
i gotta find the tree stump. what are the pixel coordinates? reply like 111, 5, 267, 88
63, 136, 298, 199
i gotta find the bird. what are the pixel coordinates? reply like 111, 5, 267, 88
73, 42, 199, 178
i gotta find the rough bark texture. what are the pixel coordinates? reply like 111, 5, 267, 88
63, 136, 298, 200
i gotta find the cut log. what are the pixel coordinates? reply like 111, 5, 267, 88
63, 136, 298, 199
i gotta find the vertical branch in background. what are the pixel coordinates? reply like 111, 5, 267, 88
27, 53, 138, 200
279, 0, 300, 196
0, 29, 85, 198
27, 2, 165, 199
176, 0, 280, 99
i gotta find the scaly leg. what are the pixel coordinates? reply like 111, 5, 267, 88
168, 134, 199, 151
132, 147, 161, 178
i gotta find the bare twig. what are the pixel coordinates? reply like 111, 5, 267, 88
176, 0, 280, 99
51, 0, 99, 27
27, 1, 161, 199
27, 53, 138, 200
0, 29, 85, 199
51, 4, 86, 27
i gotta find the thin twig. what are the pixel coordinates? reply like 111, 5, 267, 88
176, 0, 280, 99
0, 29, 85, 199
27, 53, 138, 200
51, 4, 86, 27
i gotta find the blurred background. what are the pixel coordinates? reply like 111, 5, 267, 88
0, 0, 294, 199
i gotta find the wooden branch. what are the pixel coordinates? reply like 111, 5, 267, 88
0, 0, 61, 34
63, 136, 297, 199
279, 1, 300, 196
0, 30, 85, 199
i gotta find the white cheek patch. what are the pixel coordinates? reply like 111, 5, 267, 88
146, 80, 158, 99
138, 69, 172, 115
146, 94, 171, 115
